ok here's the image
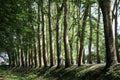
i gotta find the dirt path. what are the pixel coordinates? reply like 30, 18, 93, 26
0, 77, 4, 80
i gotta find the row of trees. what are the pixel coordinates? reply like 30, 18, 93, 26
0, 0, 120, 69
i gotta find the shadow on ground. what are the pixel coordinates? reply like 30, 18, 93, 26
0, 64, 120, 80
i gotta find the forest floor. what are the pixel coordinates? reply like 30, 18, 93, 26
0, 64, 120, 80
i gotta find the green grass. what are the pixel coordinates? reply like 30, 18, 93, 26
0, 64, 120, 80
0, 66, 45, 80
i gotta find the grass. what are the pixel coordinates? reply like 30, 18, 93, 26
0, 64, 120, 80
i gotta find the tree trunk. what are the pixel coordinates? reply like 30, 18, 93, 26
37, 0, 42, 67
24, 47, 28, 67
28, 46, 31, 67
96, 6, 101, 63
63, 0, 71, 68
33, 27, 38, 67
69, 27, 74, 65
76, 1, 81, 64
78, 2, 90, 66
19, 36, 24, 67
7, 50, 12, 67
16, 47, 20, 67
114, 0, 120, 62
88, 6, 92, 64
31, 49, 34, 67
56, 2, 63, 68
82, 49, 85, 64
21, 48, 24, 67
41, 0, 48, 67
98, 0, 118, 69
48, 0, 54, 67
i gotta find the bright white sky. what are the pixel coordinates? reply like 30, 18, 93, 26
118, 17, 120, 34
113, 15, 120, 35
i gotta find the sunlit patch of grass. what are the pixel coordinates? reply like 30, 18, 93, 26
26, 73, 37, 80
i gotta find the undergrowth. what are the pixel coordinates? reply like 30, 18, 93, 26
0, 64, 120, 80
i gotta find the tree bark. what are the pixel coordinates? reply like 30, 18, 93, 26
37, 0, 42, 67
69, 26, 74, 65
41, 0, 48, 67
78, 2, 90, 66
98, 0, 118, 69
114, 0, 120, 62
63, 0, 71, 68
48, 0, 54, 67
96, 6, 101, 63
76, 1, 81, 64
88, 6, 92, 64
56, 2, 63, 68
33, 31, 37, 67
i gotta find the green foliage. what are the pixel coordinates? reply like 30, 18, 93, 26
89, 0, 97, 4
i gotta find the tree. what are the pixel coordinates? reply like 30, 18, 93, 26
88, 6, 92, 64
98, 0, 118, 68
96, 6, 101, 63
48, 0, 54, 67
37, 0, 42, 67
75, 0, 82, 64
114, 0, 120, 62
41, 0, 48, 67
78, 1, 90, 66
63, 0, 71, 68
56, 1, 63, 68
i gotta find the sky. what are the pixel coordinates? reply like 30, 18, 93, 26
118, 16, 120, 34
113, 13, 120, 35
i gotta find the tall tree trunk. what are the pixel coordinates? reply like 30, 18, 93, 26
28, 35, 32, 67
88, 6, 92, 64
20, 36, 24, 67
11, 52, 15, 67
21, 48, 24, 67
17, 35, 21, 67
83, 49, 85, 64
33, 27, 38, 67
78, 2, 90, 66
28, 44, 31, 67
37, 0, 42, 67
69, 27, 74, 65
98, 0, 118, 69
16, 46, 20, 67
34, 40, 38, 67
31, 49, 35, 67
63, 0, 71, 68
76, 1, 81, 64
76, 37, 79, 64
96, 6, 101, 63
24, 47, 28, 67
41, 0, 48, 67
48, 0, 54, 67
114, 0, 120, 62
56, 2, 63, 68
